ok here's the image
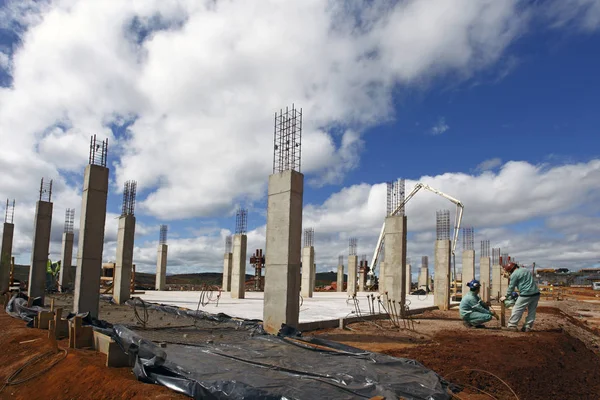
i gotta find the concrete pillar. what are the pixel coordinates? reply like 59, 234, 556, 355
231, 234, 247, 299
383, 215, 407, 305
74, 164, 109, 318
378, 261, 386, 293
336, 263, 344, 292
312, 263, 316, 291
222, 252, 233, 291
418, 266, 428, 288
155, 244, 168, 290
405, 263, 412, 294
480, 257, 491, 302
461, 250, 475, 295
434, 240, 451, 311
58, 232, 74, 292
28, 201, 53, 302
113, 215, 135, 304
491, 263, 502, 300
347, 255, 358, 296
0, 222, 14, 293
263, 170, 303, 334
358, 266, 367, 292
301, 246, 314, 298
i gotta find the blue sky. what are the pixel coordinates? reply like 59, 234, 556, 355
1, 1, 599, 275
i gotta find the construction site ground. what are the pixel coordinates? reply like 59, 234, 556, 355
2, 291, 600, 399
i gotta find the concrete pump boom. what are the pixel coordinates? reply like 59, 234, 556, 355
368, 183, 464, 278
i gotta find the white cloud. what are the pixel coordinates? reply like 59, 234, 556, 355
475, 157, 502, 172
544, 0, 600, 32
430, 117, 449, 135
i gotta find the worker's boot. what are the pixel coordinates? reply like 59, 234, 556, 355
502, 326, 518, 332
462, 321, 473, 328
521, 326, 532, 332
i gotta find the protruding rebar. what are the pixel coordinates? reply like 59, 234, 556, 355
436, 210, 450, 240
349, 238, 358, 256
89, 134, 108, 167
481, 240, 490, 258
492, 248, 501, 265
303, 227, 314, 247
121, 180, 137, 216
235, 208, 247, 235
462, 227, 474, 251
273, 104, 302, 173
64, 208, 75, 233
39, 178, 53, 202
338, 255, 344, 265
159, 225, 168, 245
387, 178, 405, 216
421, 256, 428, 269
4, 199, 15, 224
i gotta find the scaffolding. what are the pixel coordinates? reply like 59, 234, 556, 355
121, 180, 137, 216
462, 227, 474, 251
349, 238, 358, 256
64, 208, 75, 234
386, 178, 405, 216
481, 240, 490, 258
436, 210, 450, 240
235, 208, 248, 235
273, 105, 302, 173
159, 225, 168, 245
89, 134, 108, 167
4, 199, 15, 224
303, 228, 314, 247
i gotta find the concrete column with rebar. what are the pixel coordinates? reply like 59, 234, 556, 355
74, 136, 109, 318
58, 232, 74, 291
263, 170, 303, 333
462, 250, 475, 294
480, 257, 491, 302
1, 222, 14, 293
222, 252, 233, 291
113, 214, 135, 304
491, 248, 501, 300
231, 234, 247, 299
358, 264, 367, 292
347, 255, 358, 295
301, 246, 315, 298
434, 210, 452, 311
28, 182, 54, 302
418, 266, 428, 288
384, 215, 407, 304
336, 257, 344, 292
405, 263, 412, 294
155, 244, 168, 290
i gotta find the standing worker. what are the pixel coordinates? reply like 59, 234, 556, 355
500, 262, 540, 332
459, 279, 498, 328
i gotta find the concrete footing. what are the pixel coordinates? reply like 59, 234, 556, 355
113, 215, 136, 304
58, 232, 74, 292
231, 234, 247, 299
301, 246, 315, 298
434, 240, 451, 311
222, 252, 233, 291
336, 263, 344, 292
461, 250, 475, 294
347, 255, 358, 296
74, 164, 109, 319
28, 201, 53, 302
480, 257, 491, 302
263, 170, 303, 334
155, 244, 168, 290
0, 222, 14, 293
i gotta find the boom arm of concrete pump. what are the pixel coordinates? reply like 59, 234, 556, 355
368, 183, 464, 277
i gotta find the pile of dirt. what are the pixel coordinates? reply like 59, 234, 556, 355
393, 330, 600, 400
0, 311, 187, 400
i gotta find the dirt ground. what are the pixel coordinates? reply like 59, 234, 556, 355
312, 304, 600, 400
0, 309, 187, 400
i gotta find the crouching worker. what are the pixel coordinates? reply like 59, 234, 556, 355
459, 279, 499, 328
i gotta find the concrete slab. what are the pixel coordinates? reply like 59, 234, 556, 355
137, 291, 438, 323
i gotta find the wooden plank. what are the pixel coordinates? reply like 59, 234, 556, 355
93, 331, 131, 368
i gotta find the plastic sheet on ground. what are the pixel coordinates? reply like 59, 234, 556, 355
113, 324, 452, 400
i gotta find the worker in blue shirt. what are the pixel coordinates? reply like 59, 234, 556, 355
459, 279, 499, 328
500, 262, 540, 332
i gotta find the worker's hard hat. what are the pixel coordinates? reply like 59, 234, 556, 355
466, 279, 481, 290
503, 262, 518, 273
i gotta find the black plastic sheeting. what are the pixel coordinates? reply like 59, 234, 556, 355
113, 324, 452, 400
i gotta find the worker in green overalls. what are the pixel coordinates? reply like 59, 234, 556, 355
45, 256, 61, 292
